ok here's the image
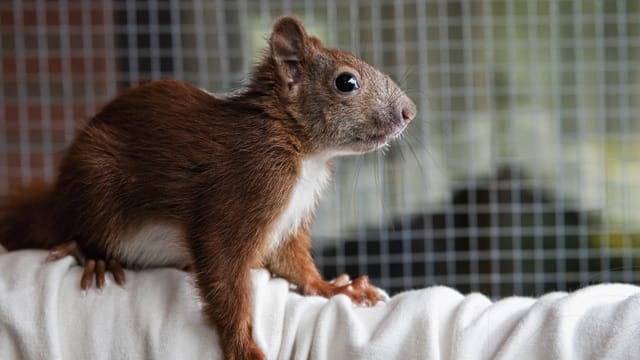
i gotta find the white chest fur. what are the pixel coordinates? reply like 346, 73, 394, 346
268, 154, 332, 252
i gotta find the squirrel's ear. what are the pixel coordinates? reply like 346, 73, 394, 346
270, 17, 307, 94
270, 16, 307, 62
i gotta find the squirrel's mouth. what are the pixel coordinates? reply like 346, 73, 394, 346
353, 122, 408, 153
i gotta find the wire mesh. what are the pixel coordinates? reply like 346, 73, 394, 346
2, 0, 640, 297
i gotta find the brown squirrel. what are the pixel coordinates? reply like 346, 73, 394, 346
0, 16, 416, 360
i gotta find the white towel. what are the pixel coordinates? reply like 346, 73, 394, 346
1, 248, 639, 359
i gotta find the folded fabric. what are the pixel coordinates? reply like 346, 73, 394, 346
1, 248, 639, 359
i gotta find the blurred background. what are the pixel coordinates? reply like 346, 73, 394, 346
2, 0, 640, 296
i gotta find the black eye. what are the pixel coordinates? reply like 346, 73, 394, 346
334, 72, 360, 93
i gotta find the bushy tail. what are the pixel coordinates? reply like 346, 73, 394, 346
0, 183, 60, 251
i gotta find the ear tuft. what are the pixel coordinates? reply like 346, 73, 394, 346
270, 16, 308, 62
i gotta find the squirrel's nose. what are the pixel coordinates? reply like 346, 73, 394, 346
402, 108, 415, 123
400, 100, 417, 124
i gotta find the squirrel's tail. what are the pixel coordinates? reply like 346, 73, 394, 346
0, 183, 61, 251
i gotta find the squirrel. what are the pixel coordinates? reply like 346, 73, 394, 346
0, 16, 416, 360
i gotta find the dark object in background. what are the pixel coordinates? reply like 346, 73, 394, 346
318, 165, 609, 296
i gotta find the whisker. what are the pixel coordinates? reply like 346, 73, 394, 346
402, 88, 424, 96
395, 142, 407, 163
405, 131, 427, 149
350, 157, 363, 222
403, 136, 427, 177
381, 157, 397, 233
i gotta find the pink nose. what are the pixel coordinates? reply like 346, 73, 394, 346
401, 107, 416, 123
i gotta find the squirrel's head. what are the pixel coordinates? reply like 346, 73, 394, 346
250, 16, 416, 156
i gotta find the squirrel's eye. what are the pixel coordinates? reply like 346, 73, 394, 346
334, 72, 360, 93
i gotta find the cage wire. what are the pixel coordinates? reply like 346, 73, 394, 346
2, 0, 640, 297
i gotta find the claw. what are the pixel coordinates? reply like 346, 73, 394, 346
81, 259, 96, 290
108, 259, 126, 286
79, 258, 127, 291
332, 274, 351, 287
95, 260, 106, 289
352, 275, 369, 290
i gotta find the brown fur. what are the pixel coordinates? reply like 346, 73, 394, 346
0, 17, 415, 360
